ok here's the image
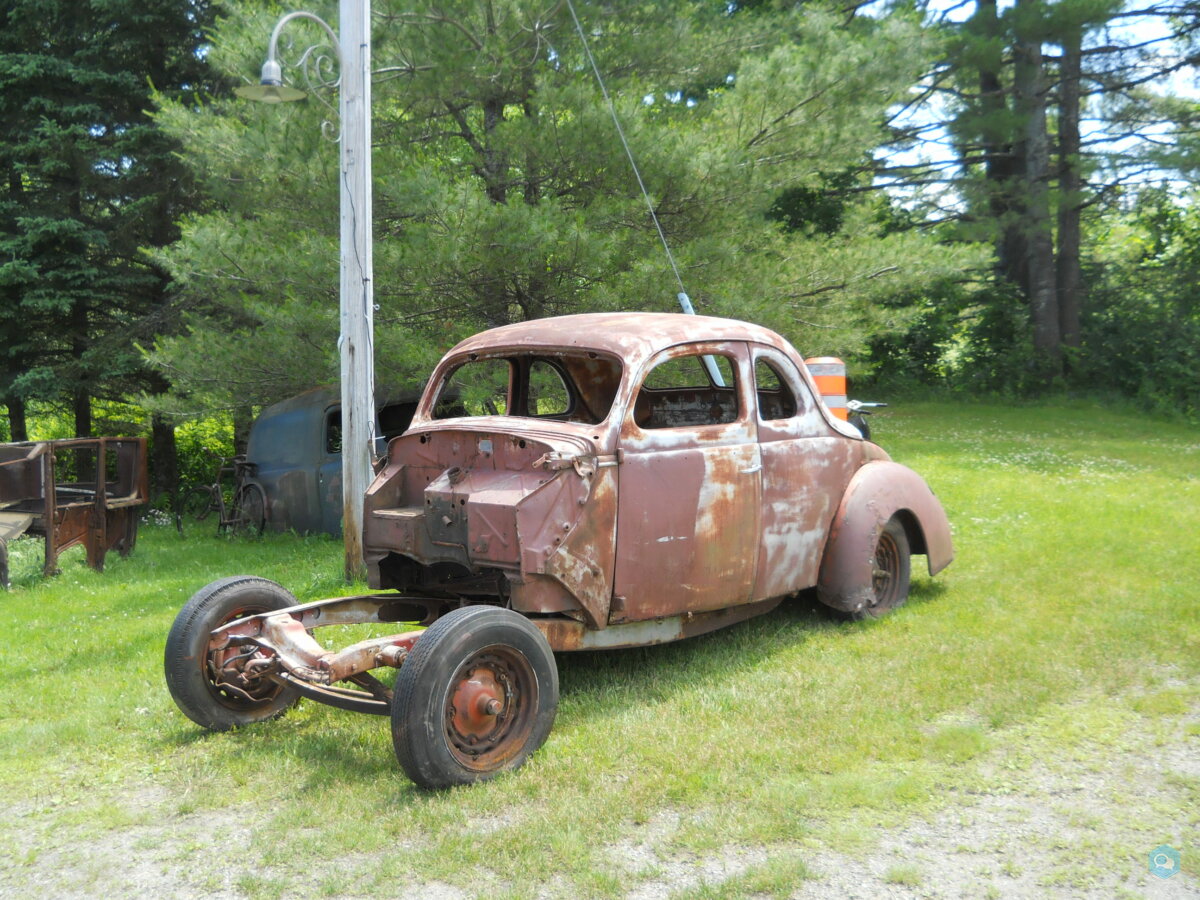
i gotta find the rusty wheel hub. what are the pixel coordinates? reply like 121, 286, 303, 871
444, 649, 535, 772
205, 607, 282, 707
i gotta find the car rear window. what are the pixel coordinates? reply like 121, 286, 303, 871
432, 353, 622, 425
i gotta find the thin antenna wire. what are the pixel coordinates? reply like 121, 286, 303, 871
564, 0, 724, 386
564, 0, 686, 297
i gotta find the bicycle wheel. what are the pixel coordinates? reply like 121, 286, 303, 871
231, 483, 267, 535
176, 485, 219, 536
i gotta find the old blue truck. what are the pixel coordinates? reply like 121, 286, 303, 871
244, 387, 420, 534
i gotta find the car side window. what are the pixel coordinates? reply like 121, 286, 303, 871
528, 360, 570, 417
755, 358, 798, 421
378, 401, 417, 440
325, 410, 342, 455
752, 346, 834, 437
635, 352, 739, 429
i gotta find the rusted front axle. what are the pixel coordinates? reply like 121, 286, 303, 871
213, 611, 423, 685
207, 591, 786, 719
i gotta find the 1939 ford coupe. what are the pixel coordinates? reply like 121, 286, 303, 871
165, 313, 953, 788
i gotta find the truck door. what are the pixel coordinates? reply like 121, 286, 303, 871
318, 405, 344, 536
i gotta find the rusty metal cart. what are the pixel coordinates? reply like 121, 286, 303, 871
0, 437, 149, 587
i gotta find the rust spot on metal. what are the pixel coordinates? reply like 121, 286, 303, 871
536, 599, 783, 652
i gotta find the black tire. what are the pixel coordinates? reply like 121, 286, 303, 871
853, 516, 911, 619
176, 485, 218, 536
231, 483, 267, 535
849, 413, 871, 441
392, 606, 558, 789
164, 576, 301, 731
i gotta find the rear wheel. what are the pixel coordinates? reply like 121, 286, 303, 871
231, 483, 267, 535
164, 576, 301, 731
392, 606, 558, 789
853, 516, 911, 619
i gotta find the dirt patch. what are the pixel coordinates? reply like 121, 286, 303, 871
790, 686, 1199, 899
1, 685, 1196, 899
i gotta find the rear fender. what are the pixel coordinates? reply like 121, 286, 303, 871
817, 461, 953, 613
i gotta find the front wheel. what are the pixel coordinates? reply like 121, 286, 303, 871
852, 516, 911, 619
164, 576, 301, 731
392, 606, 559, 789
176, 485, 219, 536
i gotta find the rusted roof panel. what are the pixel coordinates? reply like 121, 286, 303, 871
447, 312, 797, 368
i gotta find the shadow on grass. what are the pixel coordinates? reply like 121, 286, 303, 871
554, 592, 837, 706
161, 706, 405, 785
155, 584, 952, 794
905, 577, 949, 608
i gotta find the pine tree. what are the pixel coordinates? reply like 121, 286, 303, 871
881, 0, 1200, 382
0, 0, 217, 438
149, 0, 982, 412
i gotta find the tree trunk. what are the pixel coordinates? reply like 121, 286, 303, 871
150, 413, 179, 503
974, 0, 1026, 291
73, 387, 92, 437
233, 407, 253, 457
1056, 27, 1084, 352
1013, 9, 1060, 371
69, 177, 92, 436
4, 170, 26, 443
481, 95, 508, 204
481, 4, 507, 205
7, 398, 28, 442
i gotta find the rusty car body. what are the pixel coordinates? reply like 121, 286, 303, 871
0, 437, 148, 587
242, 387, 420, 535
165, 313, 953, 788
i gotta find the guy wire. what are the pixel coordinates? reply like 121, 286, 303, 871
563, 0, 688, 299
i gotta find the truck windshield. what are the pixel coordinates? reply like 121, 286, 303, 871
432, 352, 622, 426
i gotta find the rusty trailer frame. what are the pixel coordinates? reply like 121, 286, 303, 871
0, 437, 149, 587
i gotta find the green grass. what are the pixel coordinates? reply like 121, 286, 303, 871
883, 862, 923, 886
1, 399, 1197, 898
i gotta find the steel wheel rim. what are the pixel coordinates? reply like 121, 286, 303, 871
443, 645, 538, 773
871, 531, 902, 609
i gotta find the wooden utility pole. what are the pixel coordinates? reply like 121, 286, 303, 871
237, 3, 376, 580
338, 0, 375, 581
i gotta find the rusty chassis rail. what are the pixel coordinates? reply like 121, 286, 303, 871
208, 592, 785, 716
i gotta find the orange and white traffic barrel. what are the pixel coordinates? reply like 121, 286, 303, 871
805, 357, 848, 420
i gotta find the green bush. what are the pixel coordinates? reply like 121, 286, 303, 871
173, 415, 236, 488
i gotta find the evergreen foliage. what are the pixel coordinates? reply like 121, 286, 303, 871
149, 0, 982, 413
0, 0, 218, 437
5, 0, 1199, 440
1079, 186, 1200, 416
867, 0, 1200, 398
